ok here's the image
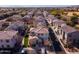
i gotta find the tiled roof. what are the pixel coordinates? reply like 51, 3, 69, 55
36, 28, 48, 34
53, 19, 65, 26
23, 15, 32, 20
36, 16, 44, 19
30, 27, 48, 34
29, 36, 38, 40
5, 21, 24, 30
12, 15, 22, 19
23, 15, 31, 19
48, 15, 54, 19
61, 25, 77, 33
27, 12, 33, 15
36, 10, 42, 14
0, 31, 18, 39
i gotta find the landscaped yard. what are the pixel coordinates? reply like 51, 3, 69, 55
23, 34, 29, 48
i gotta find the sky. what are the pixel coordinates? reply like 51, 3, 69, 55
0, 5, 73, 7
0, 0, 79, 6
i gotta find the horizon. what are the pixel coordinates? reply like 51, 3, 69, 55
0, 5, 77, 7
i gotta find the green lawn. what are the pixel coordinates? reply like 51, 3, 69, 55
23, 34, 29, 48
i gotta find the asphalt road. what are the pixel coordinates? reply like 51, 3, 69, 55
48, 27, 66, 54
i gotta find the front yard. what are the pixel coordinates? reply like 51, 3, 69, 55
22, 34, 29, 48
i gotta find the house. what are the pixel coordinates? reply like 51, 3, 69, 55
5, 21, 26, 36
0, 31, 18, 49
6, 15, 22, 22
76, 19, 79, 24
22, 15, 33, 24
35, 10, 43, 17
52, 19, 79, 48
33, 16, 47, 27
59, 25, 79, 48
43, 11, 49, 17
29, 27, 49, 40
27, 11, 34, 18
52, 19, 66, 33
36, 22, 47, 27
29, 27, 49, 46
0, 20, 6, 30
29, 36, 41, 47
0, 20, 10, 30
46, 15, 55, 25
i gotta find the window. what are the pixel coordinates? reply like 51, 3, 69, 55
6, 40, 9, 43
0, 40, 3, 42
7, 45, 10, 48
38, 34, 40, 36
69, 34, 72, 37
2, 45, 4, 48
31, 32, 36, 36
59, 26, 61, 27
41, 33, 43, 36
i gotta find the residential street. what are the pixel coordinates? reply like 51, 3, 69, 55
48, 27, 66, 54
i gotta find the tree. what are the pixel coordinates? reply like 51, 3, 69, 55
71, 16, 78, 26
50, 9, 58, 16
50, 9, 64, 19
75, 24, 79, 29
59, 9, 64, 15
